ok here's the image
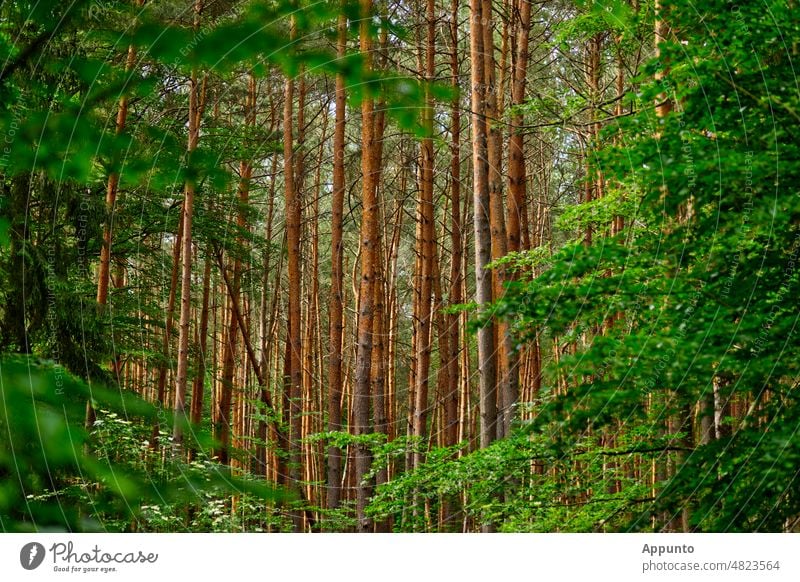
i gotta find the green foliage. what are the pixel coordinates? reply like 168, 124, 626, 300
493, 0, 800, 531
367, 432, 659, 532
0, 357, 285, 531
380, 0, 800, 533
3, 0, 798, 534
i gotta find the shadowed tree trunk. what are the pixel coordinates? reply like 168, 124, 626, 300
283, 16, 304, 532
469, 0, 497, 451
326, 6, 347, 514
445, 0, 463, 452
411, 0, 436, 471
501, 0, 532, 439
189, 255, 211, 441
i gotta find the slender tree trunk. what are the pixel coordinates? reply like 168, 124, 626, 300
306, 105, 328, 515
372, 27, 390, 526
189, 255, 211, 439
265, 232, 287, 483
507, 0, 530, 257
583, 32, 602, 246
326, 7, 348, 514
654, 0, 672, 119
445, 0, 462, 450
353, 0, 378, 531
88, 10, 142, 431
259, 91, 278, 370
439, 0, 464, 528
371, 209, 389, 528
172, 0, 204, 453
480, 0, 514, 442
386, 174, 405, 450
96, 31, 138, 309
257, 105, 279, 478
411, 0, 436, 470
216, 270, 237, 465
431, 243, 451, 443
283, 17, 304, 532
499, 0, 533, 439
469, 0, 497, 451
612, 27, 626, 235
213, 246, 316, 529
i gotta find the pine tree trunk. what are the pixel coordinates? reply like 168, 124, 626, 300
469, 0, 498, 451
189, 255, 211, 445
353, 0, 378, 531
96, 36, 137, 309
173, 0, 204, 453
326, 8, 348, 513
499, 0, 532, 440
284, 17, 304, 531
88, 11, 141, 430
257, 111, 279, 478
445, 0, 462, 450
411, 0, 436, 470
654, 0, 672, 119
507, 0, 530, 257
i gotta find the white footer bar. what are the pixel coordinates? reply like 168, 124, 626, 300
1, 533, 797, 581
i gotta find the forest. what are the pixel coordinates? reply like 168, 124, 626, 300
1, 0, 799, 533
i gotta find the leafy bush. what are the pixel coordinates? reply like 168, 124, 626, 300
0, 357, 285, 532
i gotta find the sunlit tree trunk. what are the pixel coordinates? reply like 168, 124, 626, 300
655, 0, 672, 119
353, 0, 378, 532
172, 0, 204, 454
95, 11, 139, 310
